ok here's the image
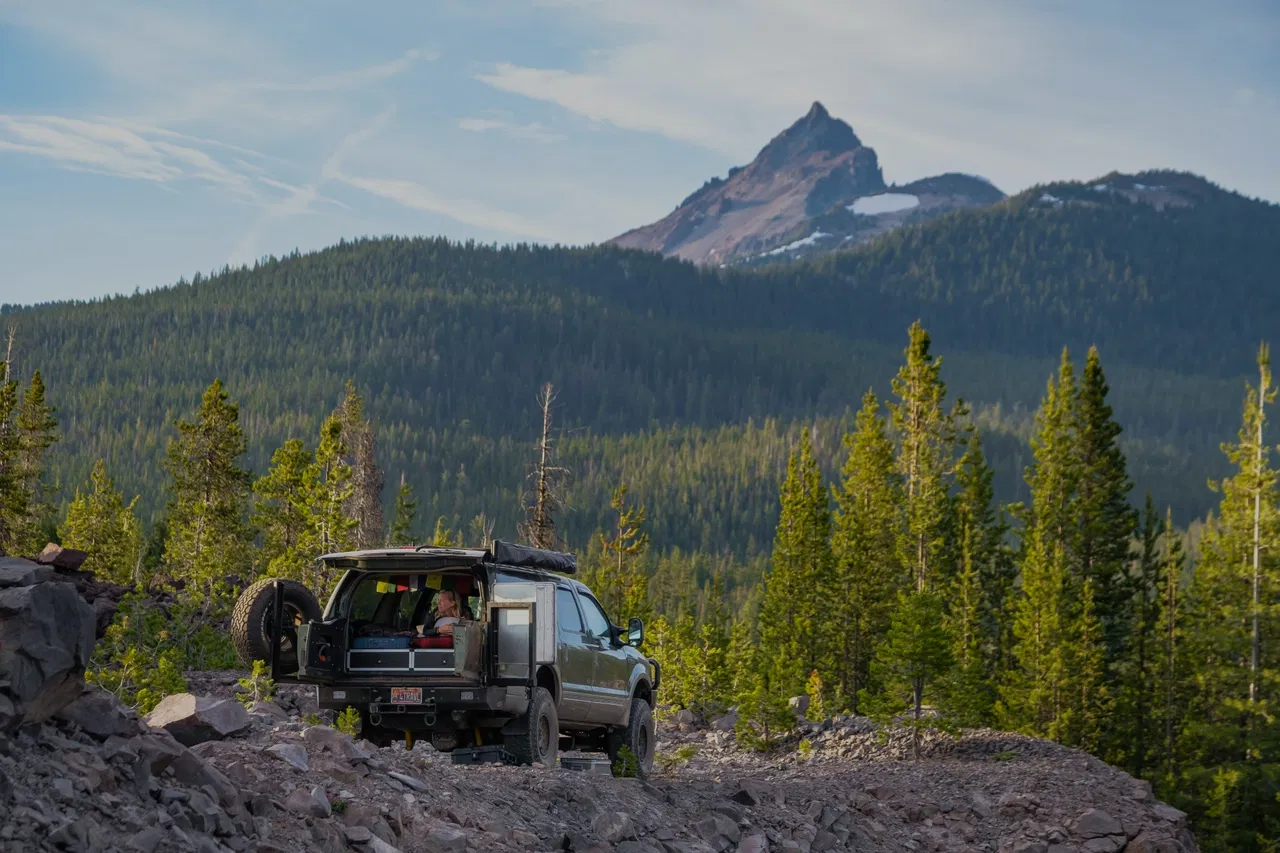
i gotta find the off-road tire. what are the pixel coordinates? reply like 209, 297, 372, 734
504, 687, 558, 768
607, 697, 655, 778
230, 578, 322, 670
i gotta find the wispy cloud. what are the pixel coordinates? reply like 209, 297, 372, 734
458, 113, 565, 143
0, 115, 266, 200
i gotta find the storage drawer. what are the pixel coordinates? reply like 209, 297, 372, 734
413, 650, 455, 672
348, 650, 412, 670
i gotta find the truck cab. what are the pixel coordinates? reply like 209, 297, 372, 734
237, 540, 657, 774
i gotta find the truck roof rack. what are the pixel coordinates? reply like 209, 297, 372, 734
488, 539, 577, 575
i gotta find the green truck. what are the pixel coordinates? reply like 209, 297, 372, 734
230, 540, 658, 775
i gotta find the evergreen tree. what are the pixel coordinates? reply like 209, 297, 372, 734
1068, 577, 1111, 754
308, 414, 357, 560
1003, 351, 1078, 739
335, 381, 384, 549
11, 370, 58, 554
1179, 344, 1280, 848
758, 429, 832, 697
1157, 506, 1185, 786
161, 379, 252, 619
0, 363, 18, 549
888, 321, 963, 593
1117, 494, 1164, 775
877, 590, 952, 744
253, 438, 316, 581
596, 483, 651, 621
1073, 347, 1137, 657
389, 473, 419, 544
62, 459, 145, 585
431, 516, 464, 547
945, 432, 1006, 724
829, 390, 901, 712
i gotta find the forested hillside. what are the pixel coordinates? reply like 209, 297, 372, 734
4, 172, 1277, 550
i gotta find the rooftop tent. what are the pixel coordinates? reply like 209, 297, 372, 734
489, 540, 577, 575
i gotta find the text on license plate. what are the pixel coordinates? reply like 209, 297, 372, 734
390, 687, 422, 704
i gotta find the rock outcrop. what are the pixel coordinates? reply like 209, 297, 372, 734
0, 557, 96, 730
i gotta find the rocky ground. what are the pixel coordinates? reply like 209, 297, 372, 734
0, 551, 1198, 853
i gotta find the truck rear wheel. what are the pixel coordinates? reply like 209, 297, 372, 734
230, 578, 322, 671
504, 687, 558, 768
607, 697, 655, 778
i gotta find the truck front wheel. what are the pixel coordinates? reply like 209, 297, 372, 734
504, 687, 558, 768
607, 697, 655, 778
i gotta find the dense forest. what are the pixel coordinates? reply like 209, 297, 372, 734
3, 171, 1277, 550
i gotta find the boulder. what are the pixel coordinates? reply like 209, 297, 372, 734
130, 730, 187, 774
57, 688, 139, 739
425, 825, 468, 853
1125, 832, 1182, 853
146, 694, 250, 746
0, 557, 53, 587
388, 771, 429, 792
1072, 809, 1123, 839
285, 785, 331, 818
36, 543, 90, 570
712, 711, 740, 732
248, 700, 289, 721
266, 742, 310, 771
0, 579, 96, 728
788, 696, 810, 717
594, 812, 634, 844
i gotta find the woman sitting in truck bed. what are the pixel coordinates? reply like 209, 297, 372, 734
415, 588, 475, 636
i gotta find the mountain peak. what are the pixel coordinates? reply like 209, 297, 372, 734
806, 101, 830, 120
774, 101, 862, 154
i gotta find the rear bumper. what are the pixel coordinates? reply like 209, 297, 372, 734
318, 684, 528, 720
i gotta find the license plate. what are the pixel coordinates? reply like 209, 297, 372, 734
390, 687, 422, 704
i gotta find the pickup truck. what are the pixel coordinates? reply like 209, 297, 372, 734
230, 540, 658, 775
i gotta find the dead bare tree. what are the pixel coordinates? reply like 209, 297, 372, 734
519, 382, 569, 550
352, 423, 385, 549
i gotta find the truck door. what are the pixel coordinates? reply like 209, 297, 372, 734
577, 592, 631, 724
555, 587, 593, 723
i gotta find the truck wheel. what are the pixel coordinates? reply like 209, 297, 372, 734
607, 698, 655, 778
504, 687, 558, 768
231, 578, 322, 670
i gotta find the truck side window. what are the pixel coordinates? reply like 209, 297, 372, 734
578, 594, 611, 640
556, 589, 583, 634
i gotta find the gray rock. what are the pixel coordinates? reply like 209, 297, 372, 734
712, 712, 739, 732
266, 742, 309, 771
1072, 810, 1123, 839
130, 731, 186, 774
365, 836, 406, 853
426, 825, 468, 853
284, 785, 331, 818
0, 580, 96, 728
1008, 842, 1048, 853
788, 696, 810, 717
146, 694, 250, 746
36, 543, 90, 569
1151, 804, 1187, 826
738, 835, 768, 853
595, 811, 634, 843
57, 689, 138, 739
674, 709, 696, 725
1082, 838, 1123, 853
0, 558, 52, 587
388, 770, 429, 792
128, 825, 167, 853
247, 701, 288, 721
302, 724, 350, 746
1125, 832, 1182, 853
344, 826, 374, 843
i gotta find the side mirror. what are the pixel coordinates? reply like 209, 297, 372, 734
626, 617, 644, 648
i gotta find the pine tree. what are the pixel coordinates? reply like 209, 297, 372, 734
252, 438, 317, 581
878, 590, 952, 748
1117, 494, 1163, 775
596, 483, 651, 621
1073, 347, 1137, 658
62, 459, 145, 585
0, 363, 18, 549
829, 390, 901, 712
162, 379, 252, 619
1156, 506, 1185, 786
1179, 344, 1280, 847
1069, 578, 1111, 753
11, 370, 58, 554
388, 473, 419, 544
334, 382, 384, 549
888, 321, 963, 593
758, 429, 832, 698
945, 431, 1006, 725
1002, 351, 1078, 739
431, 516, 464, 547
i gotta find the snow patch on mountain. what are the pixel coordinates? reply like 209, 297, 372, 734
849, 193, 920, 216
763, 231, 832, 256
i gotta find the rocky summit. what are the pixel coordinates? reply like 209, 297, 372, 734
608, 102, 1005, 265
0, 551, 1197, 853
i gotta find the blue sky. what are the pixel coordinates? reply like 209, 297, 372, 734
1, 0, 1277, 305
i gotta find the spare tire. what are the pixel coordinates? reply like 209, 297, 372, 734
231, 578, 322, 671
